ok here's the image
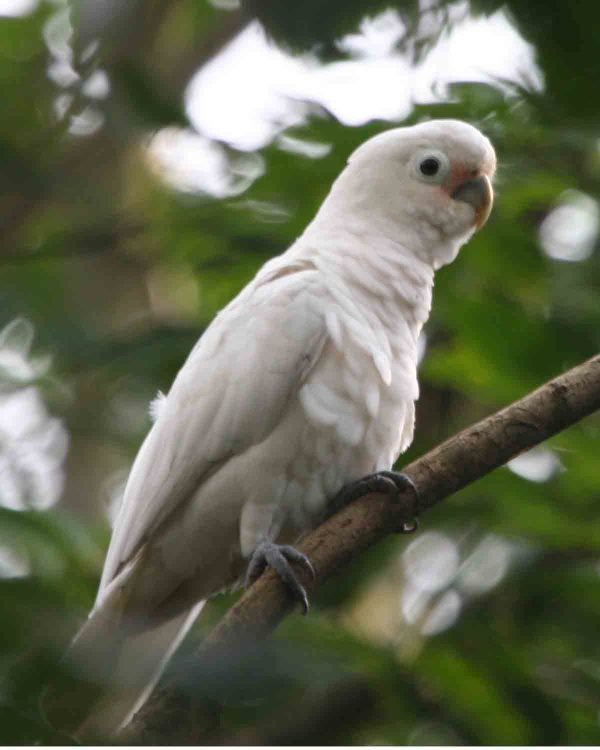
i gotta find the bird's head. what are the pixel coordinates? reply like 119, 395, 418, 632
319, 119, 496, 269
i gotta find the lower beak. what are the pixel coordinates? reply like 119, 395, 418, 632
451, 174, 493, 230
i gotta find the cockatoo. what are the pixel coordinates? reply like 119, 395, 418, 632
47, 118, 495, 737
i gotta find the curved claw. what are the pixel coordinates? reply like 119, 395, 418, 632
400, 517, 419, 533
375, 470, 418, 501
375, 471, 419, 533
277, 545, 316, 580
245, 541, 314, 614
330, 470, 420, 533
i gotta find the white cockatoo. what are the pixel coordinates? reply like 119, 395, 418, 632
48, 118, 495, 737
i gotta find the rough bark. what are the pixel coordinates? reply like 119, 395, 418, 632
127, 354, 600, 744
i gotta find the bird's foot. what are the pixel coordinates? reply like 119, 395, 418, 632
329, 470, 420, 533
245, 541, 315, 614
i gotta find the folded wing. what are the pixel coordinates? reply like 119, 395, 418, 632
98, 267, 326, 602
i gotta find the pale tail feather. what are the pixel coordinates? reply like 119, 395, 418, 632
44, 593, 205, 740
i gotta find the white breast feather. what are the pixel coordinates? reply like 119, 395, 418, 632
99, 229, 433, 600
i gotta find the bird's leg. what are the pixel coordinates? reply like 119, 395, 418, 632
245, 541, 315, 614
328, 470, 420, 533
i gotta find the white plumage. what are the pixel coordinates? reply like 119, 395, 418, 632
55, 119, 496, 736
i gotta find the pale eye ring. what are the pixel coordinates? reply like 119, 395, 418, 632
412, 149, 450, 183
419, 157, 441, 177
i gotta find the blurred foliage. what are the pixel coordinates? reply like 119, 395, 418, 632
0, 0, 599, 745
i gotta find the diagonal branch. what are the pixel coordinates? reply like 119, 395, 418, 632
128, 354, 600, 743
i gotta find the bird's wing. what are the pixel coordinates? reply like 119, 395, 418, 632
98, 265, 326, 598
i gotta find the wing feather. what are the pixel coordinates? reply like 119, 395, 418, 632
98, 268, 326, 599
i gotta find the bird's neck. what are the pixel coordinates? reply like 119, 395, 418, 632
307, 166, 467, 271
296, 216, 438, 343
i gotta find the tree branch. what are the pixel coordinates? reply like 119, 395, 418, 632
128, 354, 600, 743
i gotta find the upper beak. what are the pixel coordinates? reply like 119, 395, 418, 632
451, 174, 493, 230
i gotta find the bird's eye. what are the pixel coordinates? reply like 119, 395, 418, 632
419, 157, 441, 177
412, 149, 449, 184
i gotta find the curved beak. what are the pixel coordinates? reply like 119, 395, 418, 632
451, 174, 493, 230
